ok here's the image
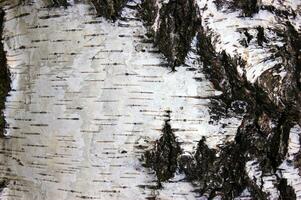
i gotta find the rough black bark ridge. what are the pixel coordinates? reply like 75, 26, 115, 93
0, 8, 11, 137
143, 119, 182, 186
141, 0, 200, 68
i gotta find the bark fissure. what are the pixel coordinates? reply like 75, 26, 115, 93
0, 8, 11, 137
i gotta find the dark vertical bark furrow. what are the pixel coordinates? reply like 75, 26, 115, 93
0, 8, 11, 137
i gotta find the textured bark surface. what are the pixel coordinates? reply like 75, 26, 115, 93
0, 0, 300, 199
140, 0, 301, 199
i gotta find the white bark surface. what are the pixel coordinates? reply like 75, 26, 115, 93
0, 1, 242, 199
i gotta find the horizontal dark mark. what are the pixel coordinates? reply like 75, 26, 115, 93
63, 29, 83, 32
16, 45, 38, 50
143, 63, 169, 67
32, 156, 52, 159
31, 39, 48, 43
96, 141, 115, 143
11, 127, 20, 130
39, 95, 55, 98
7, 13, 30, 21
30, 111, 48, 114
80, 130, 99, 133
84, 33, 107, 37
126, 104, 148, 107
50, 79, 67, 82
28, 25, 49, 29
54, 162, 73, 166
147, 50, 160, 53
57, 139, 76, 142
51, 85, 68, 87
57, 188, 81, 194
104, 114, 127, 117
92, 180, 109, 182
93, 118, 117, 121
84, 20, 103, 24
118, 34, 131, 37
124, 130, 142, 133
75, 195, 100, 199
51, 39, 71, 42
171, 95, 212, 99
25, 144, 48, 147
29, 122, 48, 126
83, 44, 103, 47
109, 164, 122, 167
39, 14, 64, 19
58, 146, 77, 149
0, 148, 25, 153
99, 63, 123, 66
100, 190, 119, 193
5, 135, 25, 140
130, 91, 153, 94
137, 75, 161, 78
84, 79, 104, 82
102, 152, 115, 155
57, 117, 79, 120
94, 50, 123, 53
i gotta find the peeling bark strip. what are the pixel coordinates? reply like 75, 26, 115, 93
0, 8, 10, 136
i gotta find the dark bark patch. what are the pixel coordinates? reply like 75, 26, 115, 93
141, 0, 200, 69
90, 0, 128, 20
143, 119, 182, 185
256, 26, 267, 46
0, 9, 11, 137
278, 178, 296, 200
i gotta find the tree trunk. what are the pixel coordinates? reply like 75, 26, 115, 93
0, 0, 300, 199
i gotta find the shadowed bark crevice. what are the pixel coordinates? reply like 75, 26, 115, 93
0, 8, 11, 137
